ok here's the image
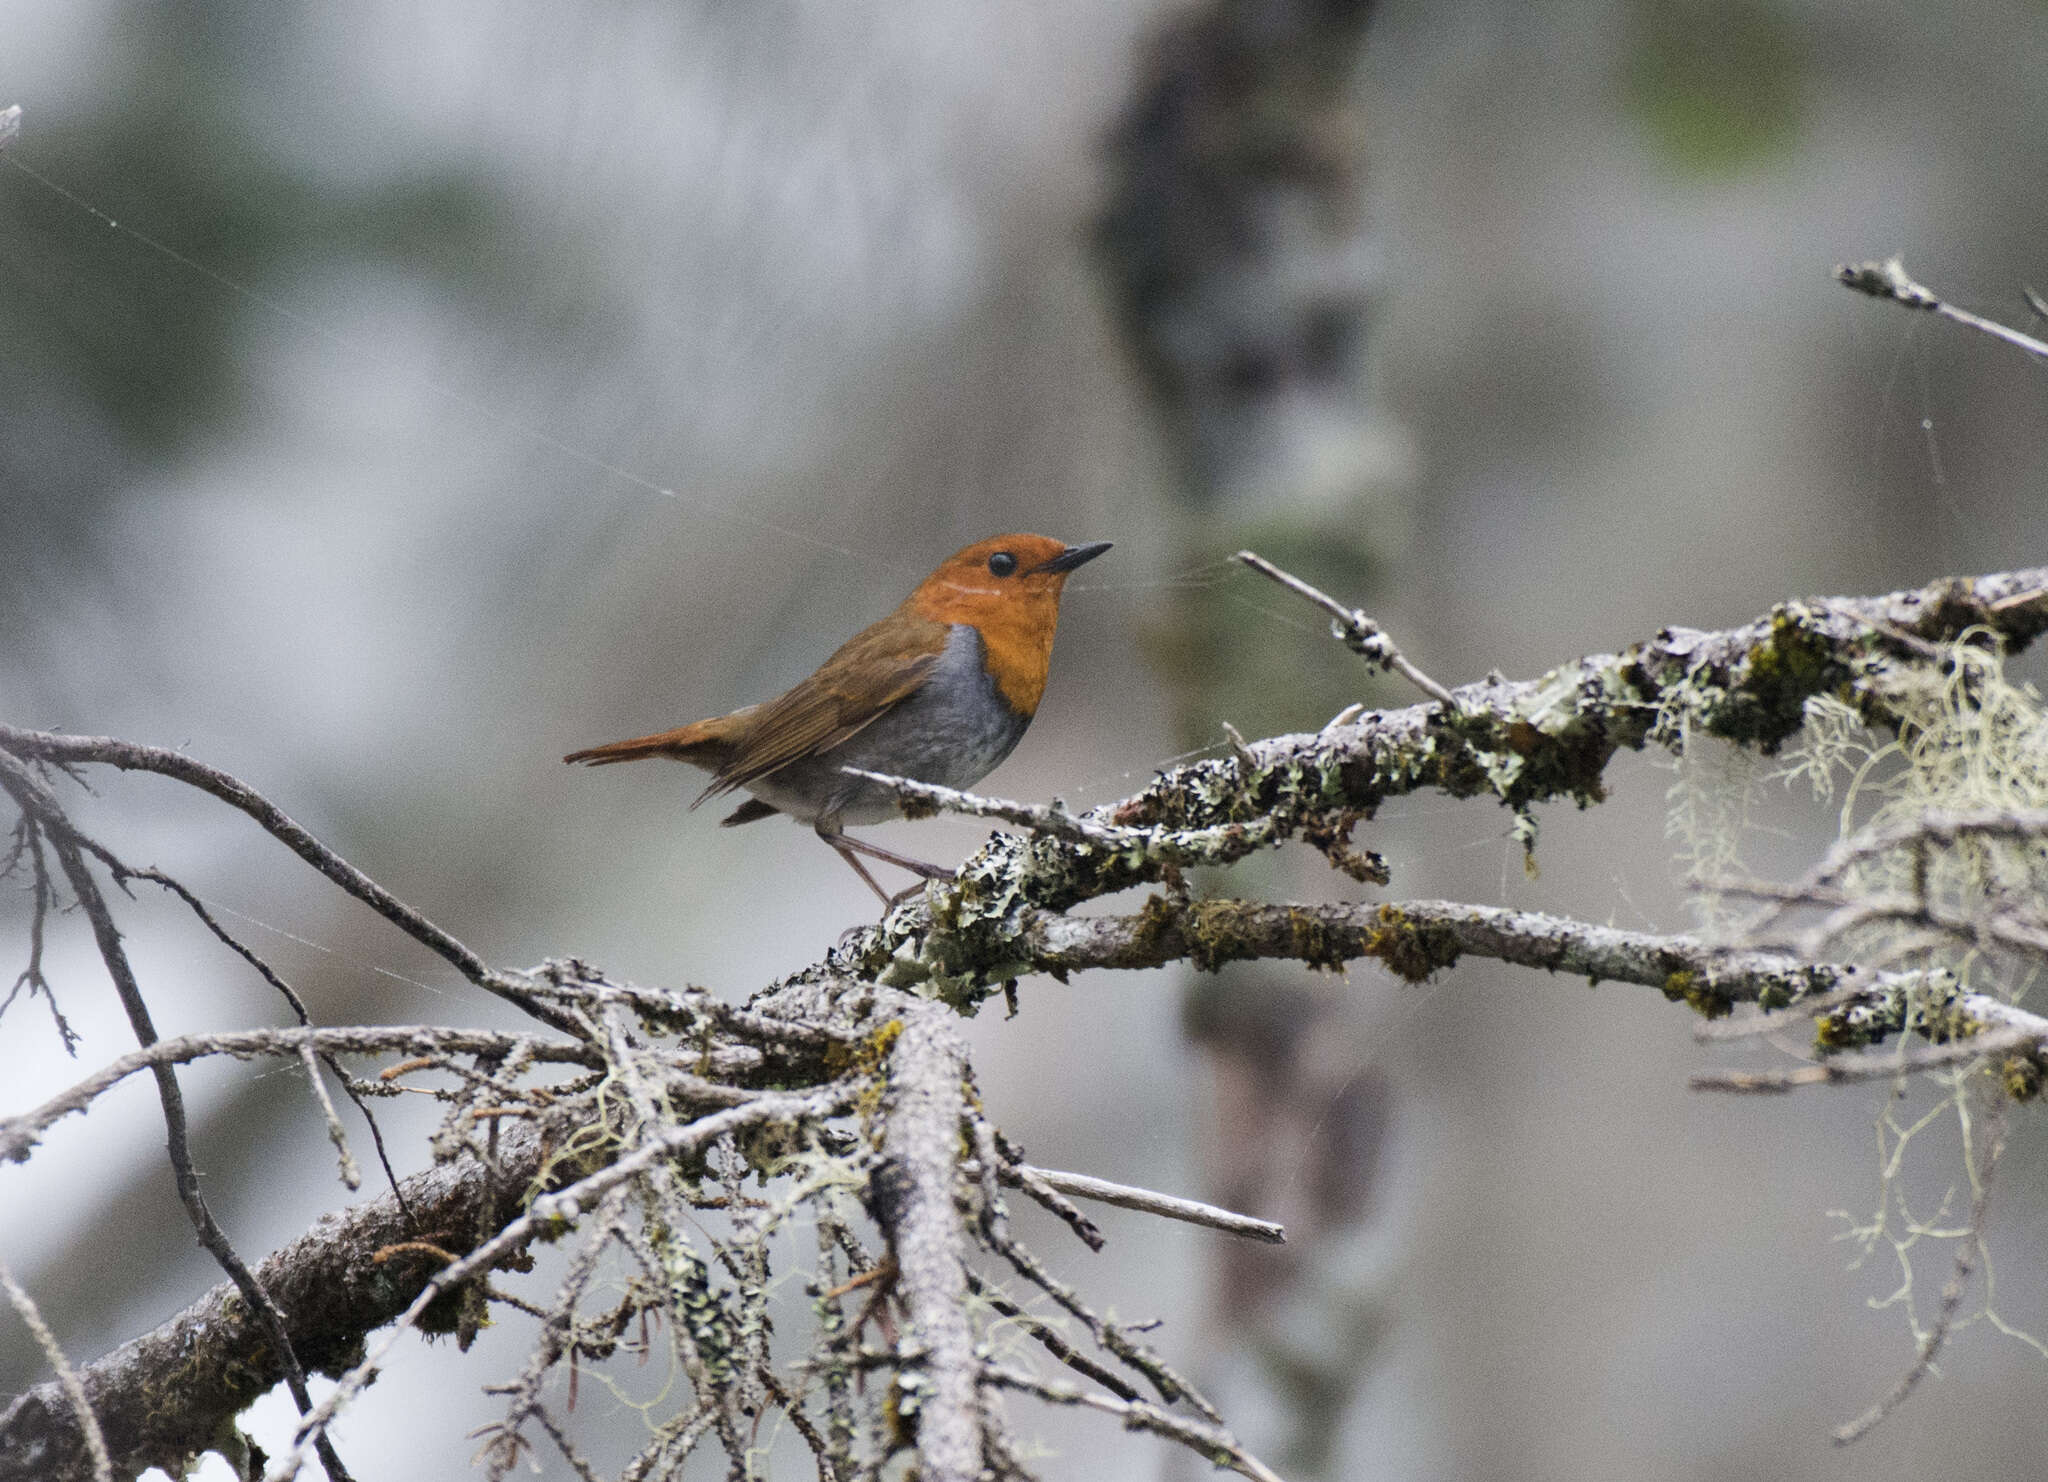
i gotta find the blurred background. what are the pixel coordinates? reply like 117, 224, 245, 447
5, 0, 2048, 1477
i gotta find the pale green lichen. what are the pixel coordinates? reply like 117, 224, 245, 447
1674, 634, 2048, 1367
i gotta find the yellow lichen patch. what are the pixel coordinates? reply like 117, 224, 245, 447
1661, 968, 1733, 1020
1362, 904, 1462, 983
2000, 1052, 2043, 1102
824, 1018, 904, 1079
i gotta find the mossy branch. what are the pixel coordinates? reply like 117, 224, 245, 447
805, 563, 2048, 1012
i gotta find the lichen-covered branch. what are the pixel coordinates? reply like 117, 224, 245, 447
0, 1127, 553, 1482
0, 734, 1293, 1482
809, 565, 2048, 1012
873, 1004, 980, 1481
1026, 894, 2048, 1073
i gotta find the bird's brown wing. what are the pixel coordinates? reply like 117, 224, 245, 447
700, 609, 951, 801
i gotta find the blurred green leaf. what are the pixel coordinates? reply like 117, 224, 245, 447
1622, 0, 1805, 174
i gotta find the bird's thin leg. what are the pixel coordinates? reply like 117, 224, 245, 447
815, 820, 952, 910
829, 831, 953, 880
827, 841, 894, 908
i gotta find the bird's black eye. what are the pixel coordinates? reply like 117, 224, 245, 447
987, 552, 1018, 577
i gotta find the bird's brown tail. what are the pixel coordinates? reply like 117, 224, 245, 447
563, 714, 740, 770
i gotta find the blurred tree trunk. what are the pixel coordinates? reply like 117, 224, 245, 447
1094, 1, 1401, 1473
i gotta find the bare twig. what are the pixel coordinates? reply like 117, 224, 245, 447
838, 768, 1283, 869
2, 1024, 597, 1164
1, 816, 76, 1049
0, 1261, 110, 1482
1234, 550, 1456, 705
128, 862, 392, 1193
1004, 1156, 1107, 1248
0, 725, 573, 1031
979, 1162, 1284, 1245
296, 1040, 361, 1188
0, 106, 19, 149
981, 1364, 1282, 1482
840, 769, 1131, 848
1837, 257, 2048, 364
984, 1218, 1220, 1422
963, 1270, 1142, 1402
1029, 1165, 1284, 1245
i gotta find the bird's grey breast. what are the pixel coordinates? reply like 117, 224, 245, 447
848, 624, 1029, 786
787, 625, 1030, 825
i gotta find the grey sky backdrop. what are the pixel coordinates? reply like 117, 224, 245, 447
5, 1, 2048, 1478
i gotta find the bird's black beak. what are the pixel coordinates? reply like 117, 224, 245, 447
1030, 541, 1112, 576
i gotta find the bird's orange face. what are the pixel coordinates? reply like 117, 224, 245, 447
905, 534, 1108, 714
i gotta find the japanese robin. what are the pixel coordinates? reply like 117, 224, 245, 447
565, 534, 1110, 905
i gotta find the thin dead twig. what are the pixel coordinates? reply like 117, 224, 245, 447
0, 725, 573, 1032
968, 1160, 1284, 1245
984, 1218, 1219, 1422
1234, 549, 1456, 705
1, 816, 76, 1050
2, 1024, 596, 1164
128, 861, 388, 1192
1022, 1165, 1284, 1245
963, 1270, 1142, 1403
838, 769, 1130, 851
0, 1261, 111, 1482
981, 1364, 1282, 1482
1838, 257, 2048, 364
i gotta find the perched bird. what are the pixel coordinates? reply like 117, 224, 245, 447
565, 534, 1110, 905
